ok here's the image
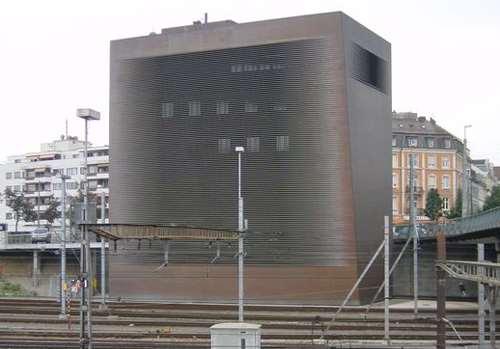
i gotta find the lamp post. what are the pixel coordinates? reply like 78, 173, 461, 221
77, 108, 100, 349
59, 173, 70, 319
462, 125, 472, 217
235, 146, 245, 322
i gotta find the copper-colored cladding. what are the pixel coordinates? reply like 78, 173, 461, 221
109, 12, 391, 304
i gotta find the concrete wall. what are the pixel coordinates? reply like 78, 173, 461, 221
0, 251, 80, 297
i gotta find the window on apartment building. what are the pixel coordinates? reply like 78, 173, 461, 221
442, 175, 450, 189
80, 167, 86, 175
407, 154, 419, 168
442, 157, 450, 169
392, 196, 398, 214
276, 135, 289, 152
392, 136, 397, 147
246, 137, 260, 153
442, 197, 449, 211
392, 154, 398, 167
428, 175, 437, 189
66, 168, 78, 176
13, 185, 21, 192
14, 171, 21, 179
88, 166, 97, 175
88, 180, 98, 190
161, 102, 174, 118
426, 138, 435, 148
5, 172, 12, 179
427, 156, 436, 168
392, 174, 398, 188
217, 138, 231, 154
444, 138, 451, 148
66, 182, 78, 190
6, 213, 12, 220
244, 102, 258, 113
188, 101, 201, 116
216, 101, 229, 115
6, 186, 12, 192
406, 137, 418, 147
53, 183, 62, 191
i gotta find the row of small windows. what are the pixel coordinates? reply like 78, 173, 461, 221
393, 136, 452, 149
217, 136, 289, 154
161, 101, 271, 118
230, 63, 286, 73
393, 154, 451, 169
392, 174, 451, 190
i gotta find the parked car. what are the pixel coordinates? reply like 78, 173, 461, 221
31, 228, 51, 244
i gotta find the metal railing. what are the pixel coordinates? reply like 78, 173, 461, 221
394, 206, 500, 240
437, 260, 500, 286
0, 230, 82, 247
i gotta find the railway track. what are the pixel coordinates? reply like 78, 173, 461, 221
0, 298, 487, 348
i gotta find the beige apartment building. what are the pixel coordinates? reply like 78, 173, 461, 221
392, 112, 465, 225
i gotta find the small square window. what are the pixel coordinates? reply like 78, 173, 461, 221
6, 213, 13, 220
426, 138, 435, 148
407, 137, 418, 147
244, 102, 258, 113
217, 138, 231, 154
444, 139, 451, 148
5, 172, 12, 179
392, 136, 397, 147
161, 102, 174, 118
188, 101, 201, 117
247, 137, 260, 152
276, 135, 289, 152
14, 171, 21, 179
216, 101, 229, 115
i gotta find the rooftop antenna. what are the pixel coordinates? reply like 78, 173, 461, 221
65, 119, 68, 139
204, 12, 208, 24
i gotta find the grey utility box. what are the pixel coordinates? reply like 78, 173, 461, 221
210, 323, 261, 349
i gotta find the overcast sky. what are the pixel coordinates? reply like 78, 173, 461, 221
0, 0, 499, 164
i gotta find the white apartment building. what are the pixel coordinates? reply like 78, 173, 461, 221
0, 136, 109, 232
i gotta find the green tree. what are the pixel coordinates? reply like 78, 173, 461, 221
483, 186, 500, 211
3, 188, 36, 232
425, 188, 443, 221
40, 198, 61, 224
446, 188, 462, 219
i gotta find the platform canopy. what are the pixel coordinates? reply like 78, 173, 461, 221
83, 223, 240, 241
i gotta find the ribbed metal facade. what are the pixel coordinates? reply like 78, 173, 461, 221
110, 12, 391, 304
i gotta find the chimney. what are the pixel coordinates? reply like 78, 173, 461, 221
417, 116, 426, 123
204, 12, 208, 24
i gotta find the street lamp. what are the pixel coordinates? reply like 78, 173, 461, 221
58, 173, 70, 319
235, 146, 245, 322
77, 108, 100, 349
462, 125, 472, 217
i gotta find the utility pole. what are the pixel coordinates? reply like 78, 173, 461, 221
100, 189, 106, 309
478, 243, 485, 348
436, 227, 447, 349
384, 215, 390, 345
235, 146, 245, 322
462, 125, 471, 217
59, 174, 69, 319
409, 153, 418, 316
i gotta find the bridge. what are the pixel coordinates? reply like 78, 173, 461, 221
394, 206, 500, 242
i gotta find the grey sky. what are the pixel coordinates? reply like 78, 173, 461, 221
0, 0, 499, 164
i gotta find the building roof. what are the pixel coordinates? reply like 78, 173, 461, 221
392, 111, 454, 137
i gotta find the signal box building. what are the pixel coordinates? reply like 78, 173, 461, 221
109, 12, 391, 304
